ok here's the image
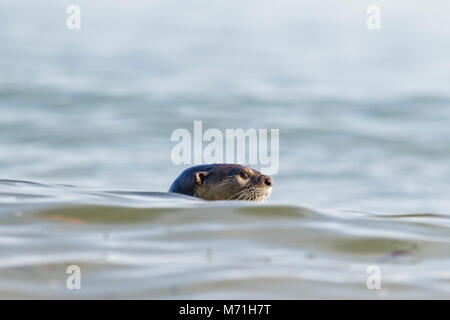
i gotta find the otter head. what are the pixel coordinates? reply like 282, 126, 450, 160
169, 164, 273, 201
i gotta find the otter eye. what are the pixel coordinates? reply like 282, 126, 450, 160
239, 171, 249, 179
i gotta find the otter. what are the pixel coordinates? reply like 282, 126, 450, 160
169, 164, 273, 201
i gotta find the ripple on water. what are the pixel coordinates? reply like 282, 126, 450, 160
0, 181, 449, 298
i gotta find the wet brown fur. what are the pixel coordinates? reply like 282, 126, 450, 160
169, 164, 273, 201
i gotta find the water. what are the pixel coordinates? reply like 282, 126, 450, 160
1, 0, 450, 298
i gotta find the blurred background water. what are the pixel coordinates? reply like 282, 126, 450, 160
0, 0, 450, 299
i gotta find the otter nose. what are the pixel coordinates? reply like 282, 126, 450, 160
263, 176, 273, 187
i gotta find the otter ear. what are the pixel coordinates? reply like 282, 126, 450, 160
194, 171, 209, 185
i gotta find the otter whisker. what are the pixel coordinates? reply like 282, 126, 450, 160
227, 188, 249, 200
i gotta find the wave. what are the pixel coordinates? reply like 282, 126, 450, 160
1, 179, 450, 298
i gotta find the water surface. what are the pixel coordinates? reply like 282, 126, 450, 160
1, 180, 449, 299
